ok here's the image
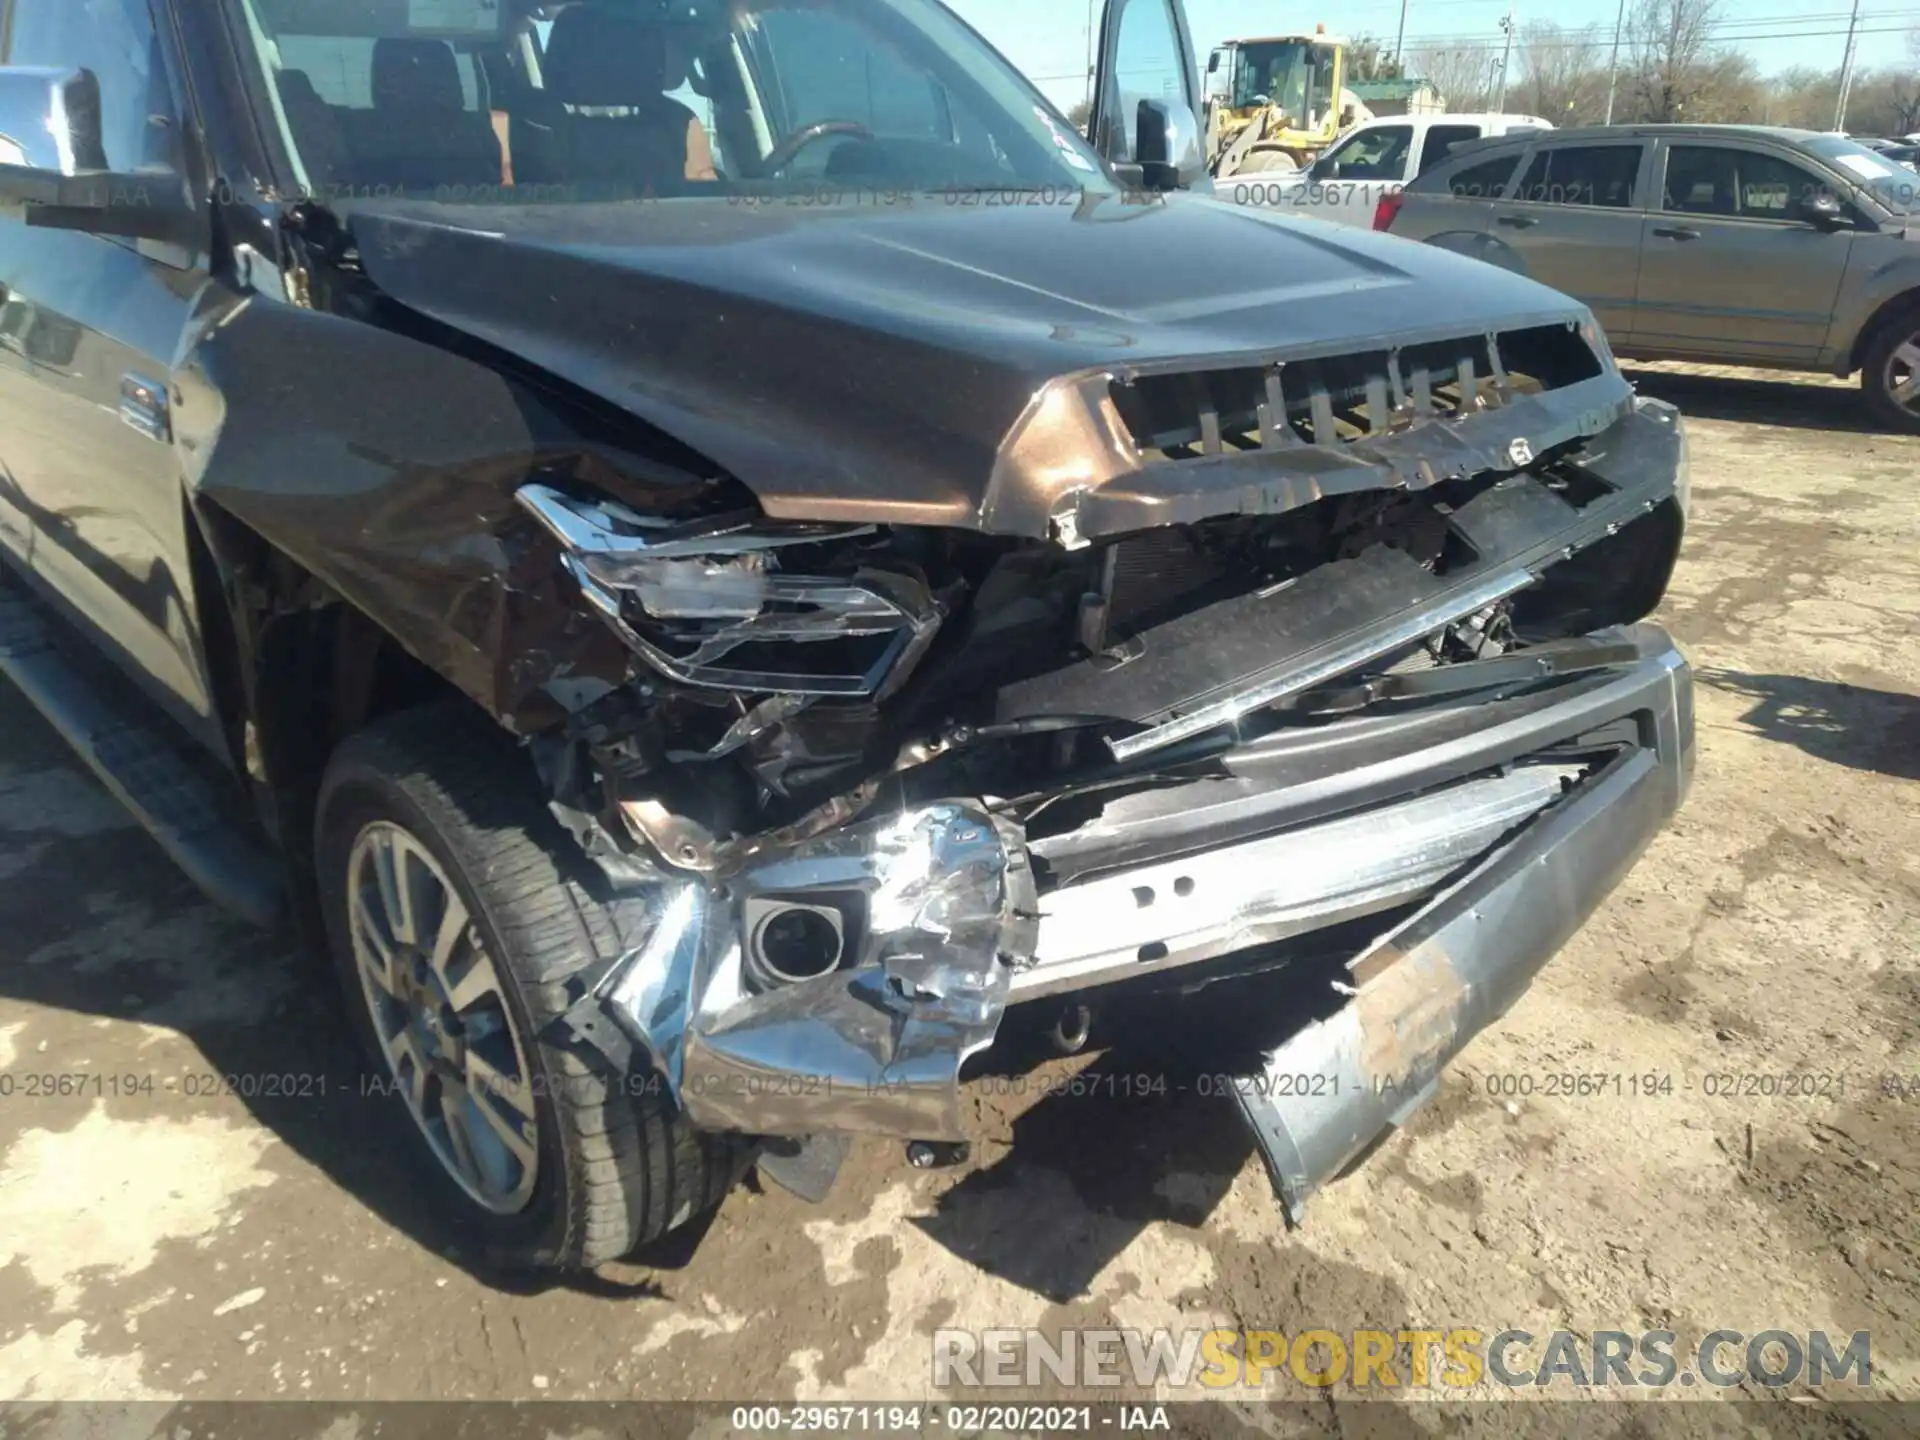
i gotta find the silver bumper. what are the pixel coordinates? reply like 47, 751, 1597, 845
573, 629, 1692, 1165
1234, 642, 1693, 1219
1014, 762, 1586, 1004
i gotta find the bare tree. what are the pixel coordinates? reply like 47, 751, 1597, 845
1626, 0, 1722, 122
1515, 22, 1609, 123
1762, 66, 1840, 129
1406, 45, 1498, 111
1347, 34, 1406, 83
1687, 51, 1765, 123
1851, 33, 1920, 135
1578, 27, 1920, 134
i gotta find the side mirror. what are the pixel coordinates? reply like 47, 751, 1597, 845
0, 66, 108, 176
1798, 190, 1850, 230
0, 67, 194, 243
1135, 98, 1204, 192
1310, 157, 1341, 181
1207, 53, 1221, 75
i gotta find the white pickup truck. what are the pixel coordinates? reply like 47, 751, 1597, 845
1226, 112, 1554, 227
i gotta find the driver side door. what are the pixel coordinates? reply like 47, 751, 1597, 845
1089, 0, 1205, 190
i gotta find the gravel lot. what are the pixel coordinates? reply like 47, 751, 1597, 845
0, 367, 1914, 1423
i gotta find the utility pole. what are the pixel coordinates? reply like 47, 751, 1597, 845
1393, 0, 1409, 68
1084, 0, 1097, 113
1494, 6, 1516, 113
1603, 0, 1627, 124
1833, 0, 1863, 132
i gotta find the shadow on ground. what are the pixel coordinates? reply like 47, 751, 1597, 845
1621, 367, 1877, 434
916, 948, 1368, 1301
1697, 668, 1920, 781
0, 678, 719, 1300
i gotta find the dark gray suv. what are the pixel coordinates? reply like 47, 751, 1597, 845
1385, 124, 1920, 430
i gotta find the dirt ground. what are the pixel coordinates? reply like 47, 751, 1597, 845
0, 366, 1914, 1424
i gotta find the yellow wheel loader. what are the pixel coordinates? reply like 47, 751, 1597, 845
1203, 28, 1367, 177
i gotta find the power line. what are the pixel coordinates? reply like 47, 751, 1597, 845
1399, 21, 1915, 51
1399, 12, 1918, 42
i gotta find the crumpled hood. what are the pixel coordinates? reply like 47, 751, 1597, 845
345, 193, 1595, 532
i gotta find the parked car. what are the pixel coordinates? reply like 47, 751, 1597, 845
1227, 111, 1553, 225
1881, 142, 1919, 172
1384, 124, 1920, 430
0, 0, 1693, 1269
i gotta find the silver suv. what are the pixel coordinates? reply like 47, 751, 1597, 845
1385, 124, 1920, 430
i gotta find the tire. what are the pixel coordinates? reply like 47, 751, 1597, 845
314, 702, 735, 1269
1235, 148, 1300, 175
1860, 304, 1920, 434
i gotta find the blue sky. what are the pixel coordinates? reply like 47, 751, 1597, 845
945, 0, 1918, 112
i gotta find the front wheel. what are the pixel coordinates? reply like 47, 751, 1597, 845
1861, 307, 1920, 433
1234, 147, 1300, 175
315, 703, 734, 1269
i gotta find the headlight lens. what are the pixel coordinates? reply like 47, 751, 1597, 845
518, 483, 941, 698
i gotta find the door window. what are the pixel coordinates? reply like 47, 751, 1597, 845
1512, 144, 1642, 208
1662, 146, 1830, 221
1327, 124, 1412, 180
1100, 0, 1188, 162
2, 0, 178, 172
1418, 123, 1481, 176
1444, 152, 1522, 199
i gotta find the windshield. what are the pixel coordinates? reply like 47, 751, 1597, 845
1804, 133, 1914, 212
235, 0, 1113, 205
1231, 41, 1303, 113
1229, 40, 1334, 128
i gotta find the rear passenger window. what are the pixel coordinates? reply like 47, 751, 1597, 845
1513, 145, 1641, 208
1418, 124, 1481, 176
1445, 154, 1520, 199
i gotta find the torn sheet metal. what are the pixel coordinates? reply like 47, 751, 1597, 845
990, 398, 1686, 759
578, 801, 1039, 1142
1231, 737, 1684, 1224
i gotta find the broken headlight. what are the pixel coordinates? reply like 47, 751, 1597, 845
518, 483, 940, 698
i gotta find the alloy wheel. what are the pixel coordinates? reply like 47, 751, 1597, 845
345, 821, 540, 1214
1882, 330, 1920, 417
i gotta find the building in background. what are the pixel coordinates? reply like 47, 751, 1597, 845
1349, 77, 1445, 116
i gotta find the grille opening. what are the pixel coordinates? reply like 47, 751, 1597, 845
1536, 457, 1619, 510
1086, 468, 1498, 646
1111, 323, 1604, 462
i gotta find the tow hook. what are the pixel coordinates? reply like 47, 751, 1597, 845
905, 1140, 971, 1169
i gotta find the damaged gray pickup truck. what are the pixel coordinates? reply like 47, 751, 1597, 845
0, 0, 1692, 1269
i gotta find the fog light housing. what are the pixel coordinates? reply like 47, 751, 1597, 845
743, 898, 847, 988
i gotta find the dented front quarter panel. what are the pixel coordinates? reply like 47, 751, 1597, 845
170, 291, 716, 730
